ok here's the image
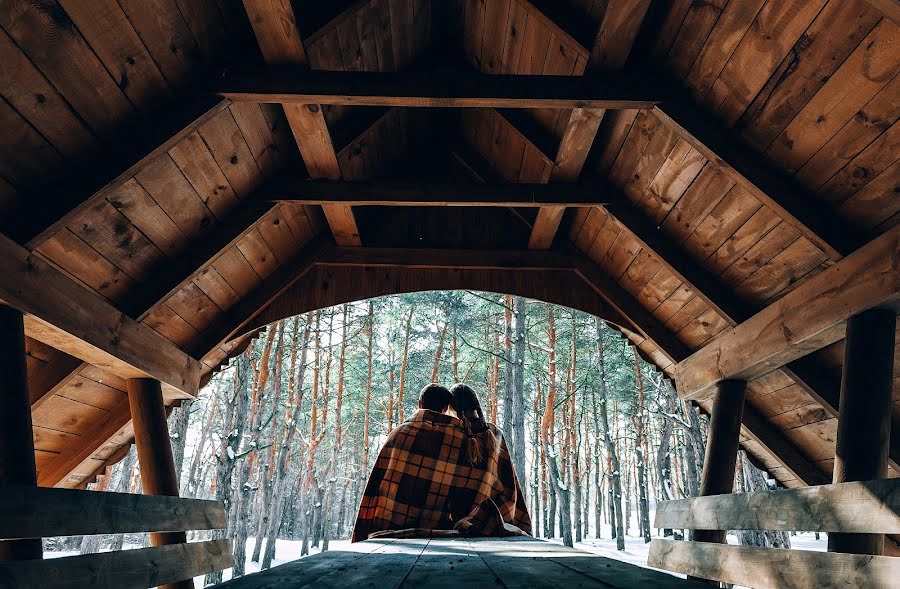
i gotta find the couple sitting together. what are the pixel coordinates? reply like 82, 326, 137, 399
351, 383, 532, 542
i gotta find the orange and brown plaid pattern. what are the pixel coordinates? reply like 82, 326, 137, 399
351, 409, 532, 542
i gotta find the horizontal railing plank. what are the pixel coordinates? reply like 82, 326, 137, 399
654, 479, 900, 534
0, 485, 225, 539
0, 539, 232, 589
647, 539, 899, 589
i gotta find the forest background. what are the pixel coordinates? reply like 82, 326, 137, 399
49, 291, 790, 582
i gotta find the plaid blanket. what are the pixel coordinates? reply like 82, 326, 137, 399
352, 409, 532, 542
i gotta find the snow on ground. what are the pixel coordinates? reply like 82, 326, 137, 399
46, 531, 827, 588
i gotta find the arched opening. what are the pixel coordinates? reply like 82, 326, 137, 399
61, 290, 813, 583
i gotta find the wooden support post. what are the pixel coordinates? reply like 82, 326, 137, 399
0, 305, 42, 562
126, 378, 193, 589
828, 309, 895, 555
695, 380, 747, 545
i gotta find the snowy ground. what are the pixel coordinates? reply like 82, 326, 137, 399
45, 530, 826, 587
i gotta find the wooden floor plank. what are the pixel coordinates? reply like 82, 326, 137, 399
215, 537, 702, 588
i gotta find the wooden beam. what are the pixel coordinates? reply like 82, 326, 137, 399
648, 538, 900, 589
37, 398, 133, 488
259, 178, 609, 207
0, 539, 233, 589
676, 227, 899, 401
652, 87, 866, 260
0, 234, 202, 396
654, 479, 900, 534
0, 306, 42, 562
218, 68, 657, 109
319, 247, 575, 270
693, 380, 746, 547
243, 0, 361, 246
3, 96, 230, 251
829, 309, 896, 555
0, 485, 226, 539
128, 378, 192, 587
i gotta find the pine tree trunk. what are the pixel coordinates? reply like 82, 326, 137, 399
631, 347, 652, 543
502, 295, 513, 435
397, 306, 412, 424
262, 315, 311, 568
205, 351, 253, 586
511, 296, 527, 489
594, 319, 625, 550
169, 400, 191, 488
109, 447, 137, 551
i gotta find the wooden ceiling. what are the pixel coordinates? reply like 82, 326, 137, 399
0, 0, 897, 490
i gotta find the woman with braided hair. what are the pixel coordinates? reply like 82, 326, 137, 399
445, 383, 531, 537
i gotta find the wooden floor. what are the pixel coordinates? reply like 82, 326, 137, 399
216, 537, 710, 588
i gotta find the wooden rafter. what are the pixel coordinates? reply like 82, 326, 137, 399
121, 201, 277, 320
218, 68, 657, 109
676, 226, 899, 400
0, 234, 202, 396
242, 0, 361, 246
4, 96, 230, 251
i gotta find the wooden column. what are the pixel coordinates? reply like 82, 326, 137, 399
127, 378, 193, 589
694, 379, 747, 545
828, 309, 895, 555
0, 305, 43, 562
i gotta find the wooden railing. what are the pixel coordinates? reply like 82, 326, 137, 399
0, 485, 233, 588
647, 479, 900, 589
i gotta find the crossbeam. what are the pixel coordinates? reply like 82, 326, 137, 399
0, 234, 202, 396
676, 226, 899, 401
217, 68, 658, 110
258, 179, 608, 207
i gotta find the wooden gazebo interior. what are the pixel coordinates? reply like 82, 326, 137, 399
0, 0, 898, 587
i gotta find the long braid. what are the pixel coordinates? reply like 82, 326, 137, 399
451, 384, 498, 466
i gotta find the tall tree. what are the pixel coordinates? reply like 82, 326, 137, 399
595, 318, 625, 550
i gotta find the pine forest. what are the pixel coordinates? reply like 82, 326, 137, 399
61, 291, 791, 579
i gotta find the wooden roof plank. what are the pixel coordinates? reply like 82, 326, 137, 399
4, 95, 231, 251
651, 89, 867, 260
0, 234, 202, 396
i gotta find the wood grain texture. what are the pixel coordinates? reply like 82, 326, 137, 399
217, 537, 708, 589
243, 0, 362, 246
648, 538, 900, 589
655, 478, 900, 533
0, 235, 202, 395
219, 68, 657, 109
0, 484, 225, 539
676, 226, 899, 400
0, 539, 232, 589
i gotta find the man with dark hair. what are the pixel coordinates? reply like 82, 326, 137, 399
418, 383, 452, 413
